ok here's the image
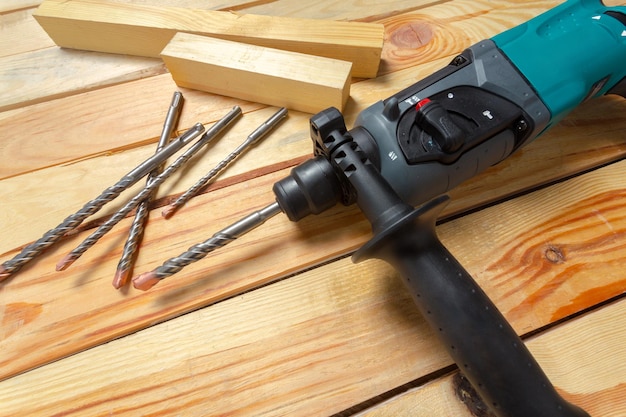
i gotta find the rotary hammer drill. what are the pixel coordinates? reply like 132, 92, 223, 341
140, 1, 626, 415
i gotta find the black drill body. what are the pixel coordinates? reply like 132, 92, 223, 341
271, 40, 613, 417
273, 40, 550, 220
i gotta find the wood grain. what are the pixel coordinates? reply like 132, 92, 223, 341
1, 0, 625, 415
0, 0, 40, 14
33, 0, 384, 78
1, 154, 625, 385
162, 33, 352, 113
0, 186, 623, 414
0, 74, 266, 180
0, 1, 569, 136
0, 8, 54, 57
357, 299, 626, 417
2, 94, 624, 256
0, 47, 166, 112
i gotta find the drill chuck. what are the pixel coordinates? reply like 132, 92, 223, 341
272, 156, 343, 222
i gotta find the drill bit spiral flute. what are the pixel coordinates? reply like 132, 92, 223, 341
56, 106, 243, 271
0, 122, 206, 281
113, 91, 184, 289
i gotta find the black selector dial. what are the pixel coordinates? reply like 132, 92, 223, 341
414, 98, 464, 153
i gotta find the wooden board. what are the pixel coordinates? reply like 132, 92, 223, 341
357, 299, 626, 417
1, 0, 625, 415
162, 33, 352, 113
33, 0, 384, 78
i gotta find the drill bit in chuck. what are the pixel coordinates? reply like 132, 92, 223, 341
133, 201, 282, 290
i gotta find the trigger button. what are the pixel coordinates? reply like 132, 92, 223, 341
608, 76, 626, 98
604, 11, 626, 26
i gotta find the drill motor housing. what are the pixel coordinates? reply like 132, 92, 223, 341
271, 1, 626, 416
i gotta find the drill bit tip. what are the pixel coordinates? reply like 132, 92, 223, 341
112, 268, 131, 289
132, 271, 160, 291
161, 204, 177, 219
55, 254, 75, 271
0, 265, 10, 282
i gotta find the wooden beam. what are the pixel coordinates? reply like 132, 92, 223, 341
32, 0, 384, 78
162, 33, 352, 113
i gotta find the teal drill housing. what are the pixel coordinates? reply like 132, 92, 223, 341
493, 0, 626, 128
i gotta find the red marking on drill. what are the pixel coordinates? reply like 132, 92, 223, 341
416, 98, 431, 110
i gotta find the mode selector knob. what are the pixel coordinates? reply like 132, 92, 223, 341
415, 98, 464, 153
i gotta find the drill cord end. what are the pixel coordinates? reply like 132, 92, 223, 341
132, 271, 160, 291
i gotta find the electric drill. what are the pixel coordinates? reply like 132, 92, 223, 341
137, 1, 626, 415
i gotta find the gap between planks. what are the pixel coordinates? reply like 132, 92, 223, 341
1, 156, 625, 387
354, 298, 626, 417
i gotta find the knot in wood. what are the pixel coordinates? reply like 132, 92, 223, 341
544, 244, 566, 264
390, 21, 434, 49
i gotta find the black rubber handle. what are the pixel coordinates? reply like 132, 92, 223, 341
307, 112, 590, 416
355, 196, 589, 417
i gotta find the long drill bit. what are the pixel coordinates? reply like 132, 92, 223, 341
162, 107, 288, 219
0, 122, 205, 282
56, 106, 243, 271
113, 91, 184, 289
133, 201, 283, 290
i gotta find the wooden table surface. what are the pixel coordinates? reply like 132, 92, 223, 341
1, 1, 625, 415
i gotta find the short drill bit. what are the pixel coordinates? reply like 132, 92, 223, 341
133, 201, 282, 290
113, 91, 184, 289
56, 106, 242, 271
162, 107, 288, 219
0, 122, 205, 281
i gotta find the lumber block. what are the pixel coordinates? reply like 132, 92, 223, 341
161, 33, 352, 113
32, 0, 384, 78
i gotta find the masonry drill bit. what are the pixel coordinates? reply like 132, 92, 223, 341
162, 107, 288, 219
0, 122, 205, 282
133, 201, 282, 290
113, 91, 184, 289
56, 106, 242, 272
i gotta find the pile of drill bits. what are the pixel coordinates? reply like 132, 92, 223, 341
0, 92, 288, 289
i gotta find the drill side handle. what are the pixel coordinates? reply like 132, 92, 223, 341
354, 196, 589, 417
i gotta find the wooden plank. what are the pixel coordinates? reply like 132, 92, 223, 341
0, 47, 166, 112
0, 1, 259, 58
162, 33, 352, 113
0, 8, 54, 57
32, 0, 384, 78
240, 0, 441, 20
1, 1, 625, 415
0, 1, 568, 123
0, 193, 623, 415
0, 105, 300, 255
106, 0, 263, 9
0, 74, 266, 180
1, 149, 625, 383
0, 0, 40, 14
357, 300, 626, 417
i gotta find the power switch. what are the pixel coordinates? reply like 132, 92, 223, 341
415, 99, 465, 153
